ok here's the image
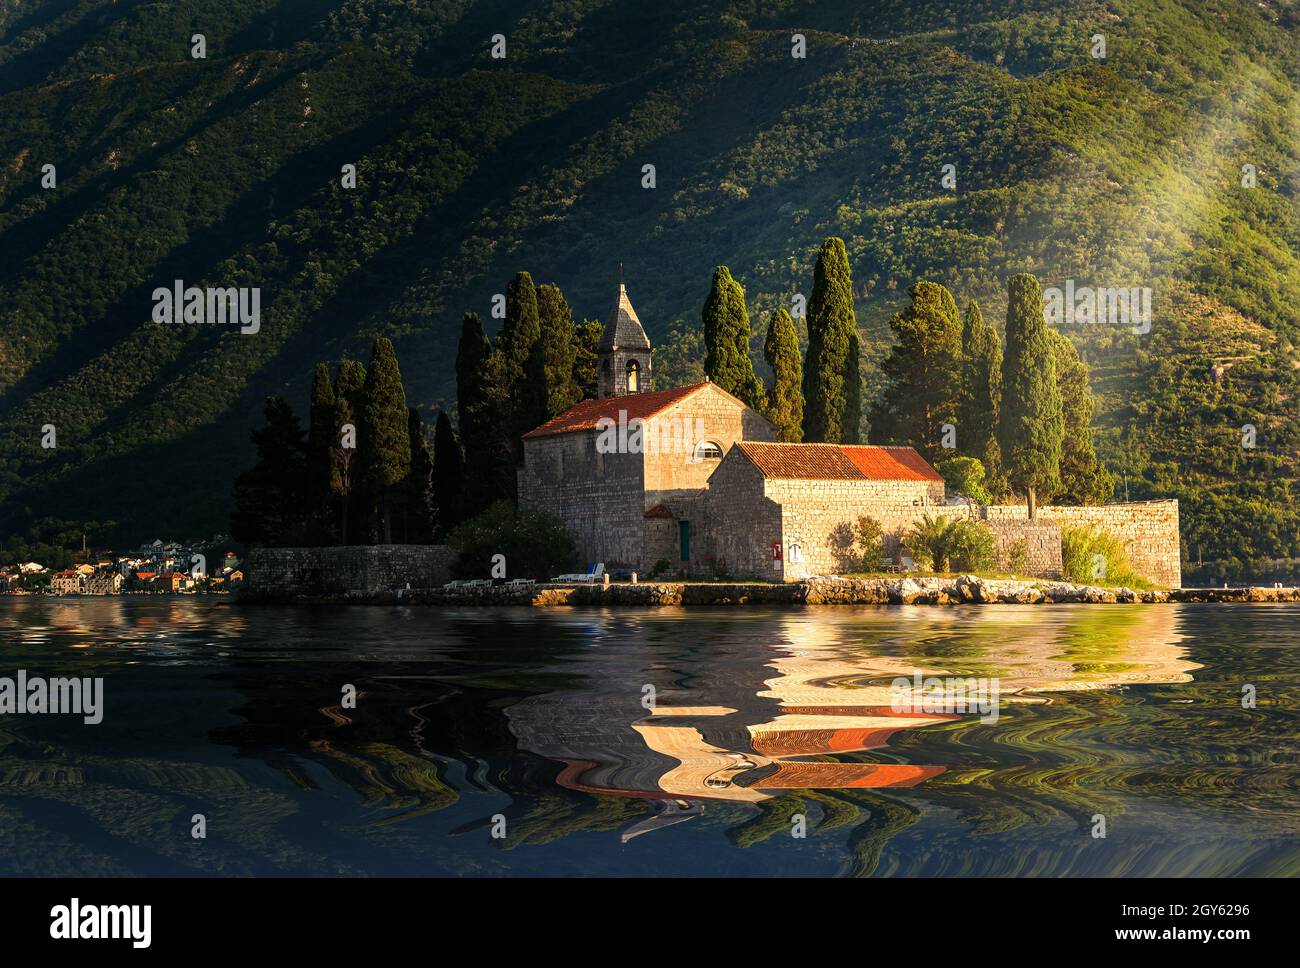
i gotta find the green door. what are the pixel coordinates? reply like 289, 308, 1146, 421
679, 521, 691, 561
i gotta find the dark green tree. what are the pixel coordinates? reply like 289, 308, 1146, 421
331, 358, 366, 545
432, 409, 464, 537
456, 311, 511, 513
959, 299, 1002, 480
998, 274, 1063, 518
537, 283, 581, 416
359, 337, 411, 543
802, 237, 858, 442
499, 272, 546, 462
405, 408, 435, 543
844, 328, 862, 444
307, 363, 337, 540
763, 307, 803, 442
869, 281, 963, 459
656, 319, 706, 388
572, 319, 604, 401
702, 266, 765, 409
230, 397, 309, 546
1049, 329, 1114, 505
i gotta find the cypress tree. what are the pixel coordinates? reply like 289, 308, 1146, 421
868, 281, 963, 459
572, 319, 603, 401
537, 283, 581, 415
406, 408, 435, 543
998, 273, 1063, 518
1049, 329, 1114, 505
456, 312, 511, 513
432, 409, 464, 537
499, 272, 546, 462
359, 337, 411, 543
844, 330, 862, 444
959, 299, 1002, 478
762, 307, 803, 442
331, 358, 366, 545
701, 266, 765, 409
307, 363, 336, 540
230, 397, 309, 546
802, 237, 858, 442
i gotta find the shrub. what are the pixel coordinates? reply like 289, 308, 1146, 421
854, 515, 884, 571
937, 456, 993, 505
447, 501, 578, 580
1060, 524, 1151, 589
904, 514, 995, 572
1007, 540, 1028, 574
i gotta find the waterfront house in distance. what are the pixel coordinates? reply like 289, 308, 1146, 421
50, 570, 84, 594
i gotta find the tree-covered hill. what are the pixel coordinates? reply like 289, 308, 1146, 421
1, 0, 1298, 576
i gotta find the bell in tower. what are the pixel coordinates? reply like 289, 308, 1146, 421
598, 283, 652, 398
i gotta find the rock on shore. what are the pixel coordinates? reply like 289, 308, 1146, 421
285, 575, 1300, 607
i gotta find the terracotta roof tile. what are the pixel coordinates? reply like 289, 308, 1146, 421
643, 503, 675, 519
523, 383, 710, 439
841, 445, 944, 482
734, 442, 941, 482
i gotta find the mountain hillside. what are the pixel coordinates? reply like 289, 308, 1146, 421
1, 0, 1298, 576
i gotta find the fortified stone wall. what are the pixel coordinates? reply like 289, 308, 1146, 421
246, 545, 456, 598
518, 430, 646, 568
983, 500, 1181, 587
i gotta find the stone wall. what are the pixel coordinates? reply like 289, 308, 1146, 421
983, 500, 1181, 587
699, 450, 784, 578
518, 430, 646, 568
246, 545, 456, 599
984, 519, 1062, 577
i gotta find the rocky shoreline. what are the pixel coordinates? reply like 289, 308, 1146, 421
242, 574, 1300, 606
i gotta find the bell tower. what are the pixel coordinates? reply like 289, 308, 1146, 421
598, 283, 652, 398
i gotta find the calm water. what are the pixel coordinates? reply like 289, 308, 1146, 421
0, 599, 1296, 877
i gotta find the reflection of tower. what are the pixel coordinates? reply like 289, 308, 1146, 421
598, 284, 652, 397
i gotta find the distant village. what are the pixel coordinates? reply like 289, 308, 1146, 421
0, 538, 244, 596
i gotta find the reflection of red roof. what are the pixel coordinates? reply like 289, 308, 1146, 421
734, 442, 941, 482
523, 383, 750, 439
756, 763, 943, 789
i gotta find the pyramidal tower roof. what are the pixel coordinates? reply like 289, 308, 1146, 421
599, 283, 651, 352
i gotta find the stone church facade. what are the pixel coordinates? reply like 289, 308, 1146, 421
518, 285, 1182, 585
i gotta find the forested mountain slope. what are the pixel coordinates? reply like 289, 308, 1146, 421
1, 0, 1298, 575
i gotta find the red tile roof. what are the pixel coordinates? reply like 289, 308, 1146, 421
733, 442, 941, 482
522, 383, 716, 439
643, 502, 675, 519
841, 445, 944, 482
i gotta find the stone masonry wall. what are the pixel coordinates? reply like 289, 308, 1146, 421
518, 430, 645, 568
765, 478, 943, 580
983, 499, 1181, 587
247, 545, 456, 599
984, 519, 1063, 577
698, 451, 783, 578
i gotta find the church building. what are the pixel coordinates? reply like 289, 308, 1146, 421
517, 283, 956, 580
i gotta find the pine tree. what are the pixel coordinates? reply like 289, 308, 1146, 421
1049, 329, 1114, 505
802, 237, 858, 442
762, 307, 803, 442
701, 266, 765, 409
868, 281, 963, 459
959, 300, 1002, 478
359, 337, 411, 543
406, 408, 435, 543
307, 363, 336, 540
537, 283, 581, 415
572, 319, 603, 401
432, 409, 464, 537
230, 397, 309, 546
998, 273, 1063, 518
456, 312, 511, 513
331, 358, 366, 545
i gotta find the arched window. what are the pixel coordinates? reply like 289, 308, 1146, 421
693, 440, 723, 461
626, 358, 640, 392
